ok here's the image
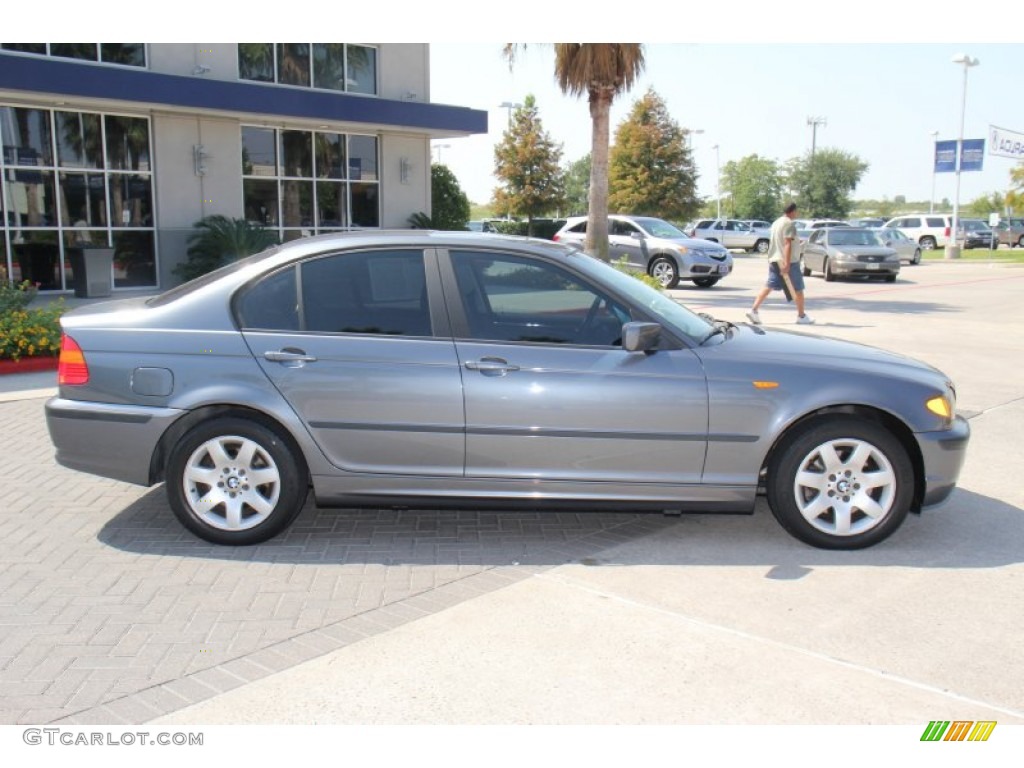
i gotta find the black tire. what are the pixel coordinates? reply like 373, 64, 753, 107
166, 417, 308, 545
801, 261, 811, 277
692, 277, 719, 288
766, 416, 914, 549
920, 236, 936, 250
648, 256, 680, 289
755, 239, 769, 254
1017, 236, 1024, 248
911, 249, 921, 265
823, 257, 836, 282
884, 274, 897, 283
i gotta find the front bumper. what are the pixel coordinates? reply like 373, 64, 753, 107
46, 397, 185, 486
915, 415, 971, 508
831, 260, 900, 276
684, 257, 733, 278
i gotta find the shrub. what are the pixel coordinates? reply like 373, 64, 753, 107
0, 301, 64, 361
0, 271, 39, 314
174, 216, 280, 282
613, 256, 664, 291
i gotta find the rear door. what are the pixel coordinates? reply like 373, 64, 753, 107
439, 247, 709, 484
239, 248, 465, 476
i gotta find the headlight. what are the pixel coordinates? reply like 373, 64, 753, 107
675, 246, 688, 255
833, 250, 852, 260
926, 394, 954, 419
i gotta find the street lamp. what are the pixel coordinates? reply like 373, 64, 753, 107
712, 144, 721, 219
498, 101, 522, 129
948, 53, 979, 259
432, 143, 451, 163
929, 130, 939, 214
686, 128, 704, 150
807, 116, 827, 158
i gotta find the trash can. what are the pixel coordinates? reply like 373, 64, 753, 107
66, 247, 114, 298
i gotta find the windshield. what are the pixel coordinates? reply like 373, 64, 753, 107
830, 230, 882, 247
570, 254, 713, 340
633, 218, 687, 239
961, 220, 987, 231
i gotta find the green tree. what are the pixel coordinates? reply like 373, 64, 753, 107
784, 148, 869, 219
563, 154, 591, 216
174, 216, 280, 282
721, 154, 782, 221
608, 89, 699, 220
966, 191, 1004, 217
1006, 162, 1024, 213
429, 163, 470, 230
492, 95, 566, 235
504, 44, 645, 261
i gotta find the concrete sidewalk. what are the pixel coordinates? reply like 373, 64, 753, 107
0, 370, 57, 402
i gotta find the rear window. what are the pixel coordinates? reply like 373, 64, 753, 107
148, 247, 281, 307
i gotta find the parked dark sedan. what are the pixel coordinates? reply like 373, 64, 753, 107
801, 227, 901, 282
46, 232, 967, 550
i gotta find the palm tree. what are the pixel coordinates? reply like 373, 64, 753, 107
504, 44, 645, 261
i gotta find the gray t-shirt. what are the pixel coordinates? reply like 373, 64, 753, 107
768, 216, 798, 264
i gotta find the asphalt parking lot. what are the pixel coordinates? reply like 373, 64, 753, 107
1, 254, 1022, 727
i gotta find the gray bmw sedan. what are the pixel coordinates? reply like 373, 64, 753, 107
46, 231, 969, 549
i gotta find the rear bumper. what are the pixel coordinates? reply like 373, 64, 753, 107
45, 397, 184, 486
915, 415, 971, 508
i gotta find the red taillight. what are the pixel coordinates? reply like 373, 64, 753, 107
945, 226, 950, 237
552, 234, 561, 242
58, 334, 89, 386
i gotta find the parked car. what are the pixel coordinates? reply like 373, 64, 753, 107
958, 218, 997, 250
801, 227, 901, 282
849, 217, 886, 228
994, 217, 1024, 248
872, 227, 922, 265
45, 230, 969, 550
690, 219, 771, 254
882, 214, 952, 250
553, 214, 733, 288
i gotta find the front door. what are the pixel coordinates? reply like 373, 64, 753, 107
442, 249, 708, 484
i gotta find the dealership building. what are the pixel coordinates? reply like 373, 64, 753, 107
0, 43, 487, 292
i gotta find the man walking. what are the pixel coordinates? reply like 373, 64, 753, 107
747, 202, 814, 325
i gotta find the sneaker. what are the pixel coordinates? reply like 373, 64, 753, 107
745, 310, 761, 325
796, 314, 815, 325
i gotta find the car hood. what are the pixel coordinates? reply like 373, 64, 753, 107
707, 324, 948, 385
826, 245, 897, 257
661, 237, 730, 253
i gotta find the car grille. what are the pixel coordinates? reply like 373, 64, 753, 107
856, 255, 887, 262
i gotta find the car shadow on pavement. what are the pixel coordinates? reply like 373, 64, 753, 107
96, 487, 1023, 570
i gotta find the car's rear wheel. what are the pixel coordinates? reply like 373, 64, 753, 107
648, 256, 680, 289
692, 277, 719, 288
1017, 236, 1024, 248
920, 236, 937, 250
911, 249, 921, 265
166, 417, 308, 545
755, 239, 769, 254
767, 417, 914, 549
823, 258, 836, 282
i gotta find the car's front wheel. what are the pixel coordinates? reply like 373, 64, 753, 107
767, 417, 914, 549
692, 277, 719, 288
166, 417, 308, 545
755, 239, 769, 254
823, 258, 836, 281
911, 249, 921, 265
648, 256, 680, 289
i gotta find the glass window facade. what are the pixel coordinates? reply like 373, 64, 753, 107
242, 126, 379, 241
1, 105, 157, 290
238, 44, 377, 95
1, 43, 146, 68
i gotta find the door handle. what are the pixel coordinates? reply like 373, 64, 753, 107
465, 357, 520, 375
264, 348, 318, 364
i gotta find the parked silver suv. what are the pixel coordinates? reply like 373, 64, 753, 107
553, 215, 733, 288
691, 219, 771, 253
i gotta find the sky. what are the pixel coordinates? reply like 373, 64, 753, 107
429, 42, 1024, 209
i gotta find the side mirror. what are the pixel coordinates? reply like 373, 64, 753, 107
622, 322, 661, 353
630, 231, 644, 240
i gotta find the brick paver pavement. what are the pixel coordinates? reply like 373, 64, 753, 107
0, 397, 673, 724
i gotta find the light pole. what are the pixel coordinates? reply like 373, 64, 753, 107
498, 101, 522, 129
807, 116, 827, 158
929, 130, 939, 214
712, 144, 721, 219
432, 143, 450, 164
948, 53, 979, 259
686, 128, 704, 150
